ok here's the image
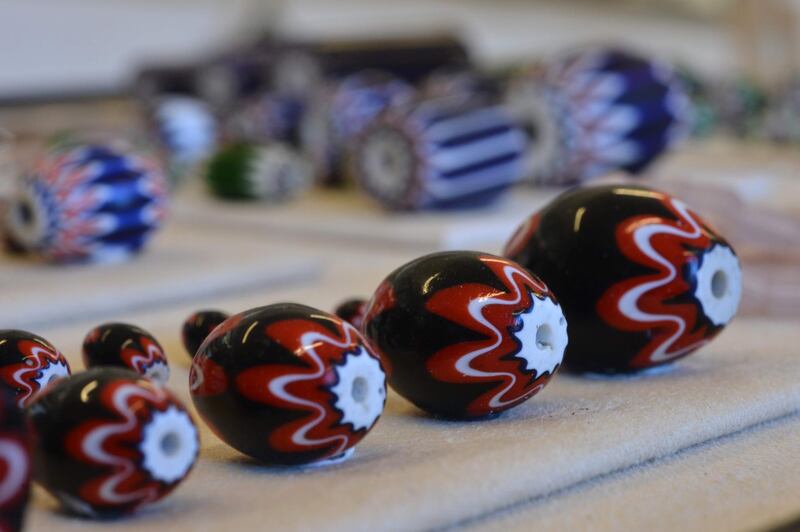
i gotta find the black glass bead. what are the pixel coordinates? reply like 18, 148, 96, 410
0, 330, 71, 408
0, 389, 31, 532
82, 323, 169, 384
181, 310, 229, 359
362, 251, 567, 419
505, 184, 742, 374
27, 368, 199, 517
190, 303, 386, 466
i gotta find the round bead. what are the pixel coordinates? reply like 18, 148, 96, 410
190, 303, 387, 466
28, 368, 199, 517
351, 99, 526, 210
505, 47, 691, 185
205, 142, 313, 202
0, 330, 71, 408
505, 184, 742, 374
149, 95, 217, 173
333, 298, 367, 330
82, 323, 170, 385
4, 142, 167, 263
181, 310, 229, 359
362, 251, 567, 419
0, 389, 31, 532
301, 70, 415, 185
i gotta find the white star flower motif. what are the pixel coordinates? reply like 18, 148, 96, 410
330, 347, 386, 431
512, 296, 568, 377
140, 406, 199, 484
694, 244, 742, 326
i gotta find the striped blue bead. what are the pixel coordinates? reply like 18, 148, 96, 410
505, 48, 692, 185
5, 143, 167, 263
351, 98, 526, 210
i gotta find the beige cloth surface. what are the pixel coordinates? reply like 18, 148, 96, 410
468, 413, 800, 532
20, 261, 800, 531
172, 184, 558, 253
0, 223, 320, 330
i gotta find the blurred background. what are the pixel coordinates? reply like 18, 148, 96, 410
0, 0, 796, 99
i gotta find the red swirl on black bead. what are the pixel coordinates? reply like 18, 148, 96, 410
596, 194, 718, 369
0, 339, 70, 408
235, 319, 384, 460
425, 256, 556, 417
120, 336, 167, 379
64, 379, 196, 513
0, 393, 30, 532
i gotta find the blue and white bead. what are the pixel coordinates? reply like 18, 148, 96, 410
351, 98, 526, 210
301, 70, 415, 185
151, 96, 217, 172
505, 48, 692, 185
5, 143, 167, 263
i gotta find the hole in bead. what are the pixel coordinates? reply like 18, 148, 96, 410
536, 323, 554, 350
711, 270, 728, 299
351, 376, 368, 403
17, 201, 33, 225
160, 431, 181, 457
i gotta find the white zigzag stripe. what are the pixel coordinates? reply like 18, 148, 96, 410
458, 262, 544, 409
82, 384, 166, 505
267, 323, 361, 454
617, 198, 709, 363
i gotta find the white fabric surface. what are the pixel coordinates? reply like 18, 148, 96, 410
21, 262, 800, 531
0, 223, 320, 330
468, 413, 800, 532
173, 185, 557, 252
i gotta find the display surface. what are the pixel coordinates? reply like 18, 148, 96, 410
363, 251, 566, 418
190, 303, 387, 465
505, 184, 742, 373
0, 330, 71, 408
82, 323, 170, 384
28, 368, 199, 517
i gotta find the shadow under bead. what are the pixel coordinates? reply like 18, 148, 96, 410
504, 184, 742, 374
82, 323, 170, 385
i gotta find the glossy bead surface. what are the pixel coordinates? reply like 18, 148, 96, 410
505, 184, 742, 374
82, 323, 170, 384
505, 47, 691, 185
0, 330, 71, 408
333, 298, 367, 330
363, 251, 567, 419
205, 142, 313, 201
5, 142, 167, 263
28, 368, 199, 517
190, 303, 387, 465
181, 310, 229, 358
351, 99, 526, 210
0, 389, 31, 532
